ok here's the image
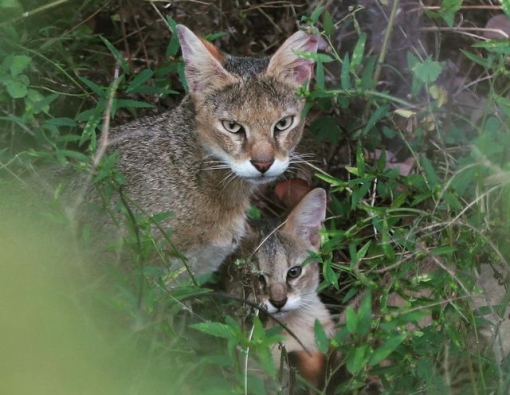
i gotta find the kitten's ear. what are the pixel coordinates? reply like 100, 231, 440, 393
176, 25, 237, 94
282, 188, 326, 251
266, 30, 320, 88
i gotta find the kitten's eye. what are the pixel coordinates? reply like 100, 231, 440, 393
287, 266, 302, 279
257, 274, 266, 285
222, 120, 243, 134
274, 116, 294, 132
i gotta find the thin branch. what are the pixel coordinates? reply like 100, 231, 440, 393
93, 66, 120, 168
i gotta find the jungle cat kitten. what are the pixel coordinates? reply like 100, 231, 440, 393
224, 188, 336, 391
72, 25, 319, 281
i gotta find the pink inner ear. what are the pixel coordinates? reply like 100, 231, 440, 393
302, 35, 319, 52
292, 60, 314, 85
292, 35, 319, 83
185, 62, 230, 93
309, 229, 321, 250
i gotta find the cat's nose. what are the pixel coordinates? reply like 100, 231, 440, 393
250, 159, 274, 174
269, 297, 287, 309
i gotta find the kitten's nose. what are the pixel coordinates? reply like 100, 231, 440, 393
250, 159, 274, 174
269, 297, 287, 309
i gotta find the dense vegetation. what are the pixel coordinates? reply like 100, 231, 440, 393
1, 0, 510, 394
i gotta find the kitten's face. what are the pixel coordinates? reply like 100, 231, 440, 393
252, 231, 320, 315
177, 25, 319, 185
228, 188, 326, 316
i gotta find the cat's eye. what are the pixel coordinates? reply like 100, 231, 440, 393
257, 274, 266, 285
287, 266, 302, 279
274, 116, 294, 132
222, 120, 244, 134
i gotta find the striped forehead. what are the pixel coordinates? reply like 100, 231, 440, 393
255, 232, 300, 277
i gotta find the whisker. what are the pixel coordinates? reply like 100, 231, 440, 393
203, 166, 231, 171
288, 160, 333, 178
219, 172, 233, 186
220, 172, 238, 190
290, 152, 315, 159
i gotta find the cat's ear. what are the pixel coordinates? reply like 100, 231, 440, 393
177, 25, 237, 94
266, 30, 320, 88
282, 188, 326, 251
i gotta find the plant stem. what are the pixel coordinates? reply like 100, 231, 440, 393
373, 0, 401, 85
0, 0, 70, 27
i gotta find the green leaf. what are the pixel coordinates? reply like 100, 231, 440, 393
450, 165, 476, 196
351, 33, 366, 70
294, 50, 334, 63
190, 322, 236, 339
430, 245, 457, 255
314, 319, 329, 353
99, 36, 130, 74
412, 57, 443, 83
345, 166, 359, 176
351, 177, 373, 210
150, 211, 175, 223
442, 191, 462, 211
166, 16, 180, 57
356, 143, 365, 177
44, 117, 76, 127
503, 0, 510, 19
79, 110, 101, 147
77, 75, 104, 97
9, 55, 31, 77
357, 241, 371, 262
5, 79, 27, 98
460, 50, 493, 69
315, 61, 325, 89
419, 155, 439, 188
362, 105, 389, 136
369, 333, 406, 366
346, 344, 370, 374
473, 39, 510, 54
58, 149, 91, 162
26, 88, 44, 103
247, 205, 261, 220
323, 11, 334, 37
381, 219, 396, 261
351, 181, 371, 209
204, 32, 227, 41
439, 0, 463, 27
126, 69, 154, 93
360, 55, 377, 89
341, 53, 351, 90
345, 306, 358, 334
357, 291, 372, 337
310, 5, 324, 23
390, 191, 408, 208
30, 92, 58, 113
323, 260, 339, 287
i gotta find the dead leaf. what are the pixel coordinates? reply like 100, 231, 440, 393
274, 178, 311, 211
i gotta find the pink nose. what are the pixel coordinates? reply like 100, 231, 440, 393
250, 159, 274, 174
